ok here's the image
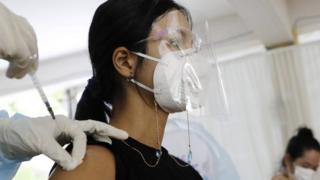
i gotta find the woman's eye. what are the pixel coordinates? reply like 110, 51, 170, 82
169, 38, 182, 49
169, 38, 178, 45
302, 163, 311, 169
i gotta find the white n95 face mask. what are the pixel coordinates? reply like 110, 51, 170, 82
294, 166, 316, 180
131, 48, 210, 113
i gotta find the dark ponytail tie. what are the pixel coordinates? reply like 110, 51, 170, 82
75, 77, 111, 123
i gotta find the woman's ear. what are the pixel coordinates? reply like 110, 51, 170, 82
112, 47, 139, 78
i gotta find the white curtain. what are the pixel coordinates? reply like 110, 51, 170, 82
297, 43, 320, 138
197, 41, 320, 180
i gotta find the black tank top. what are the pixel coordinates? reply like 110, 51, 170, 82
51, 137, 203, 180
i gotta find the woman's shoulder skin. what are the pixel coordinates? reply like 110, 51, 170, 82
272, 175, 289, 180
49, 145, 116, 180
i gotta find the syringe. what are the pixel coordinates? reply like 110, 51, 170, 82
29, 73, 56, 120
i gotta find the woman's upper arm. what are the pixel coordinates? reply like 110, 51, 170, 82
49, 145, 116, 180
272, 175, 288, 180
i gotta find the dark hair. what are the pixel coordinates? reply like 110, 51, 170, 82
75, 0, 191, 122
285, 127, 320, 162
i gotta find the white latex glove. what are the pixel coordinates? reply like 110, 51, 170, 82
0, 2, 38, 79
0, 115, 128, 170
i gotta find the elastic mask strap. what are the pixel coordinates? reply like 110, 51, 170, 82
129, 78, 154, 93
132, 52, 160, 63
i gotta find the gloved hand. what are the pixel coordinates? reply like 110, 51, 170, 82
0, 115, 128, 171
0, 2, 38, 79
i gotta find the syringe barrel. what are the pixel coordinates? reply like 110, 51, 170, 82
29, 73, 56, 120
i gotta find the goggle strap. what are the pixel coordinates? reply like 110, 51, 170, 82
132, 52, 160, 63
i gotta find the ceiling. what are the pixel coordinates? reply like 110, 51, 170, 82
2, 0, 320, 61
1, 0, 320, 96
1, 0, 235, 60
176, 0, 235, 22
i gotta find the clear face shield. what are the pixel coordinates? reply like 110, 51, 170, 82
129, 11, 231, 170
131, 11, 229, 120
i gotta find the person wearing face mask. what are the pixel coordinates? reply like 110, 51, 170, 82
49, 0, 210, 179
272, 127, 320, 180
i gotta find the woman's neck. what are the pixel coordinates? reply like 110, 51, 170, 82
110, 90, 168, 149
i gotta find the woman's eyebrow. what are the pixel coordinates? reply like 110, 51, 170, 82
152, 29, 169, 40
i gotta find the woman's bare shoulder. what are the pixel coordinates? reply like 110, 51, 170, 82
49, 145, 116, 180
272, 175, 289, 180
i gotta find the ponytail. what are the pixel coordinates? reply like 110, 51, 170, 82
75, 77, 111, 123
